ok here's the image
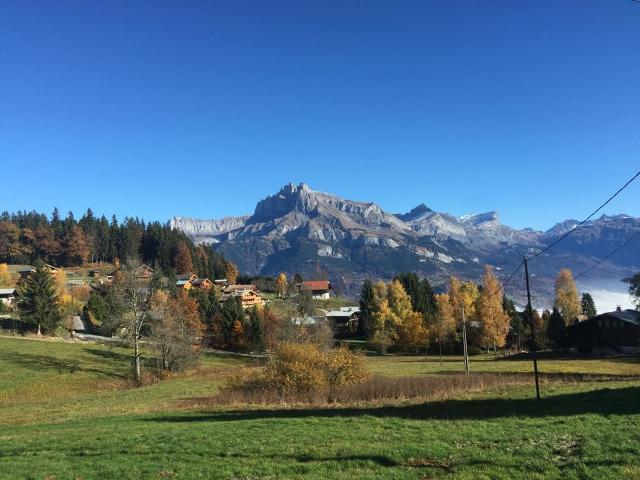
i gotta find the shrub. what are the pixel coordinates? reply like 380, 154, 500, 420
230, 343, 372, 396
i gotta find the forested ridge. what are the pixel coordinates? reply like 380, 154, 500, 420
0, 208, 232, 278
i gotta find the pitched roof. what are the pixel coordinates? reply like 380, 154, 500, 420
300, 280, 331, 291
224, 284, 259, 293
326, 309, 359, 318
600, 309, 640, 326
177, 274, 196, 281
569, 309, 640, 329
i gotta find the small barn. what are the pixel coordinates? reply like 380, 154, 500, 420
564, 308, 640, 353
326, 307, 360, 337
0, 288, 17, 306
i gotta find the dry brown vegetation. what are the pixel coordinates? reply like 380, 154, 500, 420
205, 372, 524, 406
183, 370, 640, 409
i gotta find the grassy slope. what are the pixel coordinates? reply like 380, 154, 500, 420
1, 337, 639, 479
366, 353, 640, 376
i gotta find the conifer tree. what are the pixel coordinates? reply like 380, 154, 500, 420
247, 306, 266, 352
626, 272, 640, 310
358, 279, 375, 338
581, 292, 597, 318
546, 307, 566, 348
18, 262, 61, 335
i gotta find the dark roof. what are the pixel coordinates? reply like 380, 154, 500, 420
600, 309, 640, 326
177, 274, 195, 281
571, 309, 640, 329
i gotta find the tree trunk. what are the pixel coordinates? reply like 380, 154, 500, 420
37, 323, 41, 336
133, 337, 141, 384
439, 338, 443, 366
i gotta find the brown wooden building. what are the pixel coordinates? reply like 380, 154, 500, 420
564, 308, 640, 353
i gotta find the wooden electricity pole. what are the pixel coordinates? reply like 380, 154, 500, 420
462, 305, 470, 374
523, 257, 541, 400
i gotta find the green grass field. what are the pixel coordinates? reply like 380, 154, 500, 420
1, 336, 639, 479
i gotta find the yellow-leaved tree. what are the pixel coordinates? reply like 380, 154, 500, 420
396, 311, 427, 352
554, 268, 581, 325
276, 272, 288, 299
448, 276, 479, 324
477, 265, 510, 351
431, 293, 458, 362
225, 262, 239, 285
55, 268, 67, 296
0, 263, 12, 286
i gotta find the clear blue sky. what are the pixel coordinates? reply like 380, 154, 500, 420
2, 0, 639, 230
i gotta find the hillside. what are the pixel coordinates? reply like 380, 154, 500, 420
1, 336, 640, 479
170, 183, 640, 304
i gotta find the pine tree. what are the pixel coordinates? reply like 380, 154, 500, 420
222, 297, 246, 349
247, 306, 266, 352
358, 279, 375, 338
546, 307, 566, 348
18, 262, 61, 335
581, 292, 597, 318
394, 272, 437, 317
626, 272, 640, 310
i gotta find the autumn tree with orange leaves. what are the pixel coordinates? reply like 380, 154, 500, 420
151, 290, 205, 372
477, 265, 510, 352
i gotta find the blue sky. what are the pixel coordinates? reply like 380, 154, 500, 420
1, 0, 639, 230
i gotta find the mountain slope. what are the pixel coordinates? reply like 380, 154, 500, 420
169, 183, 640, 304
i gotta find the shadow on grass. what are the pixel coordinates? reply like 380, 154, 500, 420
83, 346, 132, 364
147, 386, 640, 424
0, 350, 127, 378
501, 351, 640, 363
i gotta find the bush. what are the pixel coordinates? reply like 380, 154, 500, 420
231, 343, 371, 396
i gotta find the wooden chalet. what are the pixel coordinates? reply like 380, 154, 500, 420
176, 275, 213, 291
299, 280, 332, 299
134, 264, 154, 280
176, 274, 198, 290
223, 284, 264, 309
191, 278, 213, 290
564, 307, 640, 353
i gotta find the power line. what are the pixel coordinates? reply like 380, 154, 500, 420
527, 169, 640, 262
575, 230, 640, 281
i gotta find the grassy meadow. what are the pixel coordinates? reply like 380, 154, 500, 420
1, 335, 639, 479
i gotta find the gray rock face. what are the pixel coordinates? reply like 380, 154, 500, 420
169, 215, 249, 244
169, 183, 640, 303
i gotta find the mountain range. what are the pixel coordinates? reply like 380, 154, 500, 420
170, 183, 640, 307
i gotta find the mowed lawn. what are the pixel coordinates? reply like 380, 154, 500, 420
1, 337, 640, 479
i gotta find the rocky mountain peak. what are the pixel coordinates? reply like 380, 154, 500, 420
458, 211, 500, 227
249, 182, 320, 223
395, 204, 433, 222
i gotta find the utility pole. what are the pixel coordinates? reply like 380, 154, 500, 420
524, 257, 541, 400
462, 305, 469, 374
